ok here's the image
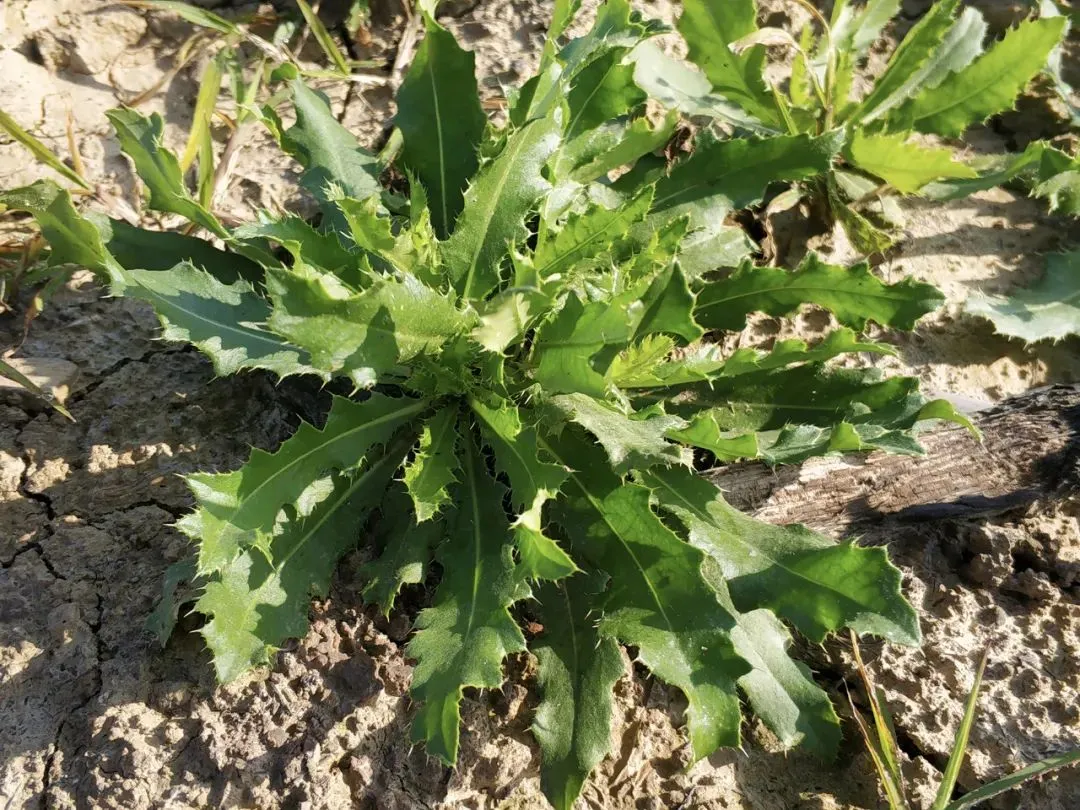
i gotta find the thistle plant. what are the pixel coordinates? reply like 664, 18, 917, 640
1, 1, 978, 806
632, 0, 1071, 254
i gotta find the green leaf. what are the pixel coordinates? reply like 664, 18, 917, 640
397, 10, 486, 237
694, 253, 944, 332
403, 405, 460, 521
0, 107, 90, 189
444, 112, 563, 299
296, 0, 351, 75
280, 78, 382, 231
532, 293, 640, 396
106, 108, 228, 238
233, 215, 355, 278
565, 48, 645, 139
551, 393, 688, 473
408, 432, 527, 764
845, 130, 976, 194
858, 5, 987, 124
635, 264, 703, 343
678, 0, 777, 125
630, 43, 773, 133
651, 132, 841, 222
199, 449, 402, 681
533, 573, 625, 810
145, 557, 199, 644
943, 749, 1080, 810
888, 17, 1067, 137
562, 112, 678, 184
531, 188, 653, 287
549, 432, 749, 760
643, 132, 840, 275
0, 181, 115, 275
181, 54, 223, 174
645, 465, 920, 645
92, 214, 263, 283
659, 365, 920, 432
932, 649, 988, 810
266, 265, 471, 388
360, 486, 444, 616
180, 393, 426, 575
113, 262, 316, 378
965, 250, 1080, 343
727, 602, 841, 755
548, 0, 583, 43
621, 328, 892, 389
470, 397, 575, 581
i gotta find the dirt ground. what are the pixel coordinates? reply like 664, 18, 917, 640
2, 1, 1080, 808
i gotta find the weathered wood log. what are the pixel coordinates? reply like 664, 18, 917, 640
708, 385, 1080, 537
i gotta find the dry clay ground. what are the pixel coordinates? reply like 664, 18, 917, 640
2, 1, 1080, 808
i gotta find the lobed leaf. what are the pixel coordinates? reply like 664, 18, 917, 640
199, 450, 402, 681
180, 393, 425, 575
645, 466, 920, 645
533, 573, 624, 810
443, 112, 563, 299
551, 392, 688, 473
966, 250, 1080, 343
266, 265, 472, 388
114, 262, 316, 379
279, 77, 382, 231
695, 253, 944, 332
845, 130, 976, 194
408, 432, 528, 764
550, 431, 749, 760
360, 486, 444, 616
471, 398, 576, 581
678, 0, 777, 126
403, 405, 461, 521
106, 108, 228, 237
397, 8, 486, 237
887, 16, 1067, 137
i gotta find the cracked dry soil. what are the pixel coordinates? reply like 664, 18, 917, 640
2, 0, 1080, 808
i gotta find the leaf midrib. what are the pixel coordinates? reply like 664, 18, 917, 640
134, 278, 287, 352
541, 438, 677, 633
460, 129, 534, 299
696, 280, 926, 314
648, 471, 879, 616
226, 398, 425, 527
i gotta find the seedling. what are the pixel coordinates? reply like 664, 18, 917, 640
849, 633, 1080, 809
633, 0, 1070, 253
1, 2, 983, 807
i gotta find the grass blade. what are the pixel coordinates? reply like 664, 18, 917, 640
943, 749, 1080, 810
296, 0, 352, 75
852, 632, 907, 797
0, 109, 90, 190
932, 648, 989, 810
0, 358, 74, 421
848, 690, 909, 810
181, 54, 224, 173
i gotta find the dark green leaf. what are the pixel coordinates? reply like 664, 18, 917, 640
533, 572, 624, 810
408, 432, 528, 764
